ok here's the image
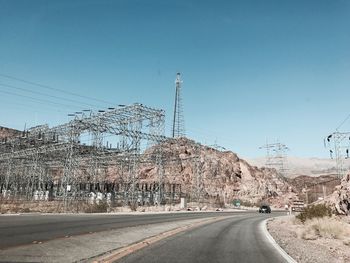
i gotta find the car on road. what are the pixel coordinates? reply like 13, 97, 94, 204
259, 205, 271, 213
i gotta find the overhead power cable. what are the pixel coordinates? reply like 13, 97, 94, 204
0, 97, 67, 114
0, 89, 84, 110
0, 73, 115, 105
0, 82, 100, 110
336, 112, 350, 131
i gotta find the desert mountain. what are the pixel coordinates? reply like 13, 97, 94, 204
248, 156, 350, 178
129, 138, 297, 207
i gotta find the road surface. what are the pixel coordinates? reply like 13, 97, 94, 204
0, 211, 249, 249
0, 211, 288, 263
118, 212, 287, 263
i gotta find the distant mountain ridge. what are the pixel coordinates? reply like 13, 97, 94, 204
248, 156, 350, 178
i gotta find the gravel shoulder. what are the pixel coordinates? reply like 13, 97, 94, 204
267, 216, 350, 263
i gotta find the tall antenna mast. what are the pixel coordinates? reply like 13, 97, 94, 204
172, 72, 185, 138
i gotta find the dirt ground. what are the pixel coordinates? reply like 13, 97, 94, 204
268, 215, 350, 263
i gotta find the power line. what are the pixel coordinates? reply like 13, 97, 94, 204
0, 97, 67, 114
0, 82, 101, 110
0, 89, 85, 110
336, 112, 350, 131
0, 73, 115, 105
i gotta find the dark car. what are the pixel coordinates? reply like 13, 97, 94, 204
259, 205, 271, 213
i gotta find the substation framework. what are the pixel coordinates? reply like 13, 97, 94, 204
0, 103, 194, 206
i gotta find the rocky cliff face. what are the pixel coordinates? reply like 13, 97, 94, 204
326, 173, 350, 215
138, 138, 297, 207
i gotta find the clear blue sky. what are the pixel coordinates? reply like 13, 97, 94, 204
0, 0, 349, 158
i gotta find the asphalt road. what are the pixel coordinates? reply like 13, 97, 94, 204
0, 211, 251, 249
118, 212, 287, 263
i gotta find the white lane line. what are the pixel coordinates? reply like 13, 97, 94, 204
260, 218, 297, 263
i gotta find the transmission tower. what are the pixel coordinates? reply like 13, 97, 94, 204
324, 131, 350, 178
259, 140, 289, 177
172, 73, 185, 138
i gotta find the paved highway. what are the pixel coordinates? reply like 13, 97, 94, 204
0, 211, 250, 249
119, 212, 287, 263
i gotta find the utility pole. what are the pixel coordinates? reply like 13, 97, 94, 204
172, 73, 185, 138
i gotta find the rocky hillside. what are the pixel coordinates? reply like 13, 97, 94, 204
325, 173, 350, 215
287, 175, 341, 203
138, 138, 297, 207
0, 126, 21, 140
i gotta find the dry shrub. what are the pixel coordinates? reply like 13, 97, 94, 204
240, 200, 257, 207
84, 201, 108, 213
215, 198, 225, 208
292, 216, 303, 225
297, 204, 332, 223
314, 218, 344, 239
21, 207, 31, 213
300, 225, 318, 240
300, 217, 349, 240
129, 201, 138, 211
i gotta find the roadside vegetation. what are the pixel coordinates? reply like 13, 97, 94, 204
293, 204, 350, 243
298, 217, 350, 243
268, 211, 350, 263
296, 204, 332, 223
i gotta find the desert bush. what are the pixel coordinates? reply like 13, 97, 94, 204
22, 207, 31, 213
215, 198, 225, 208
240, 200, 257, 207
129, 201, 138, 211
296, 204, 332, 223
300, 217, 347, 240
240, 200, 252, 207
85, 201, 108, 213
300, 225, 318, 240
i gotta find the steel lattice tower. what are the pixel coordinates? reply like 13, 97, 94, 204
259, 140, 289, 177
324, 131, 350, 178
172, 73, 185, 138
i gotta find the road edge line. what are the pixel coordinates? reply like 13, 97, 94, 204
260, 218, 297, 263
91, 216, 232, 263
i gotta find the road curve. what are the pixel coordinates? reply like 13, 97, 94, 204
0, 211, 250, 249
118, 212, 287, 263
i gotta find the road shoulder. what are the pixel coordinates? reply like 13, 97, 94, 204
261, 216, 297, 263
267, 216, 350, 263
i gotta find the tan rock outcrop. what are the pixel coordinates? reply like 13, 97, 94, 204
326, 173, 350, 215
